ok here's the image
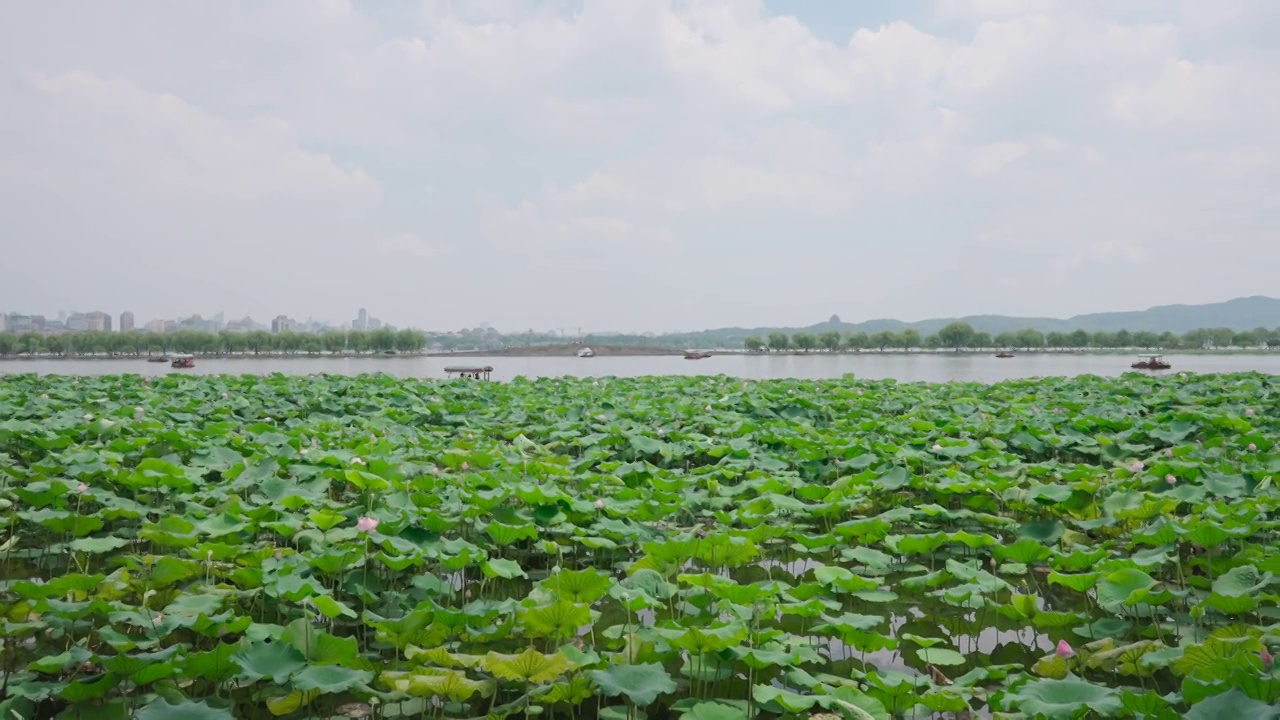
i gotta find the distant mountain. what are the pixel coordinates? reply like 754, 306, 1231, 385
613, 296, 1280, 348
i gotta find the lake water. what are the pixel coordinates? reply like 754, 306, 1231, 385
2, 353, 1278, 383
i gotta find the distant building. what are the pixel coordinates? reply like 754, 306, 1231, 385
120, 312, 135, 332
84, 311, 111, 332
144, 319, 179, 333
225, 316, 256, 332
66, 313, 89, 331
353, 308, 383, 331
271, 315, 295, 333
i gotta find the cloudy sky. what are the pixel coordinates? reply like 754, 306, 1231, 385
1, 1, 1277, 332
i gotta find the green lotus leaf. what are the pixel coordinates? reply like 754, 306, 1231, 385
916, 648, 966, 666
134, 700, 235, 720
1185, 688, 1279, 720
484, 648, 572, 683
1008, 675, 1123, 720
679, 701, 748, 720
232, 641, 307, 683
590, 663, 677, 706
290, 664, 374, 694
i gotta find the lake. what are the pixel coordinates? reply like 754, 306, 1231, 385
2, 352, 1277, 383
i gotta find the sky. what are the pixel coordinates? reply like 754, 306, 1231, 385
1, 0, 1278, 333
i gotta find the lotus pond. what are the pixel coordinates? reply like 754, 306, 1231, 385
0, 372, 1277, 720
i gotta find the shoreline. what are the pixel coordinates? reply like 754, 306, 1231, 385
0, 346, 1276, 361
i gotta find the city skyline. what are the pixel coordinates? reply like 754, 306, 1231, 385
0, 307, 389, 334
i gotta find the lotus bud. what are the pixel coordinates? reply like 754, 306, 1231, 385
1165, 474, 1176, 485
594, 499, 605, 510
1262, 648, 1274, 668
461, 461, 470, 470
134, 407, 144, 419
76, 482, 89, 494
1130, 461, 1144, 473
1056, 639, 1074, 658
300, 448, 309, 456
932, 444, 943, 452
1249, 443, 1257, 452
1245, 408, 1255, 416
1164, 449, 1173, 458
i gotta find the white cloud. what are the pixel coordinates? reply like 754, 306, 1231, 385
0, 70, 378, 206
378, 233, 435, 258
0, 0, 1276, 330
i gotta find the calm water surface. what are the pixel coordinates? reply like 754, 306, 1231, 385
3, 353, 1277, 382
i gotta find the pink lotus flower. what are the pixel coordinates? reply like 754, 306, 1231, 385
1165, 474, 1176, 485
1262, 648, 1274, 668
76, 482, 89, 494
461, 461, 470, 470
1245, 408, 1255, 416
594, 499, 605, 510
369, 434, 377, 443
355, 516, 379, 534
1164, 449, 1174, 458
932, 444, 943, 452
1056, 639, 1074, 658
1248, 443, 1258, 452
1130, 461, 1144, 473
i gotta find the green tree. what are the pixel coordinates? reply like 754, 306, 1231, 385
1091, 331, 1118, 348
1182, 328, 1212, 349
900, 328, 921, 351
972, 331, 992, 349
792, 332, 817, 352
1132, 331, 1161, 348
818, 331, 842, 352
1068, 329, 1090, 348
767, 332, 789, 352
1045, 331, 1069, 348
870, 330, 897, 351
843, 332, 869, 350
1014, 328, 1044, 350
937, 322, 975, 351
19, 332, 43, 355
994, 332, 1017, 350
743, 336, 765, 352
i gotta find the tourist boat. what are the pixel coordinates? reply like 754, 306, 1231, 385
684, 350, 712, 360
576, 347, 595, 358
995, 350, 1015, 358
170, 354, 196, 369
444, 365, 493, 380
1130, 354, 1171, 370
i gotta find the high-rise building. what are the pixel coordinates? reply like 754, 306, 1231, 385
87, 311, 111, 332
271, 315, 295, 333
120, 312, 134, 332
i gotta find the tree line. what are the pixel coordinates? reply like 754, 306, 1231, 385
0, 328, 429, 357
742, 322, 1280, 352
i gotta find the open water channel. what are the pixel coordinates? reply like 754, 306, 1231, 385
2, 352, 1277, 382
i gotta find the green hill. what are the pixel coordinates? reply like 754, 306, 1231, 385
611, 296, 1280, 348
